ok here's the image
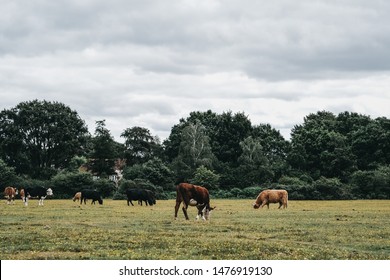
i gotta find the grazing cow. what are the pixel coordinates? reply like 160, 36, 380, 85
4, 187, 18, 205
126, 189, 156, 206
80, 190, 103, 205
23, 187, 53, 206
174, 183, 215, 221
253, 189, 288, 209
72, 192, 81, 202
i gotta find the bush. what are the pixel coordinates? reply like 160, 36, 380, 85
51, 172, 94, 198
0, 159, 17, 188
123, 158, 174, 191
312, 177, 352, 200
190, 165, 220, 190
112, 191, 126, 200
92, 178, 116, 198
118, 178, 167, 200
351, 166, 390, 199
278, 176, 307, 186
240, 186, 261, 198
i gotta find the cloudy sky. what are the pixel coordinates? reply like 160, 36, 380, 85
1, 0, 390, 142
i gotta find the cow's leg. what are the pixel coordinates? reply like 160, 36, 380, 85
196, 205, 204, 220
174, 200, 181, 219
196, 208, 202, 220
129, 200, 134, 206
278, 202, 282, 209
182, 203, 189, 220
24, 196, 28, 207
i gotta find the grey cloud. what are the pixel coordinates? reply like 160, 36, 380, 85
1, 0, 390, 142
3, 0, 390, 79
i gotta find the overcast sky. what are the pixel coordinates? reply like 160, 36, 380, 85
1, 0, 390, 142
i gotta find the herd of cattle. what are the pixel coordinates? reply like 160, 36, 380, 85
3, 184, 288, 220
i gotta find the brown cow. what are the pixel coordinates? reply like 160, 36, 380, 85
174, 183, 215, 220
253, 189, 288, 209
73, 192, 81, 202
4, 187, 18, 205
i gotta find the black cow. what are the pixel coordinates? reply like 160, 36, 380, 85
126, 189, 156, 206
23, 187, 53, 206
80, 190, 103, 205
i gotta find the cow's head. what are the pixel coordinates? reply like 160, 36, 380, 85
46, 188, 54, 196
201, 205, 216, 220
253, 202, 260, 209
98, 197, 103, 205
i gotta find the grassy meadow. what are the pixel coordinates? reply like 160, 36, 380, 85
1, 198, 389, 260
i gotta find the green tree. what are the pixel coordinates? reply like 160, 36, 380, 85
172, 120, 216, 181
251, 124, 290, 181
121, 126, 162, 165
351, 165, 390, 199
289, 111, 356, 181
0, 100, 89, 179
163, 110, 219, 162
237, 136, 273, 186
88, 120, 121, 177
351, 117, 390, 170
214, 111, 252, 165
191, 165, 220, 190
0, 159, 17, 188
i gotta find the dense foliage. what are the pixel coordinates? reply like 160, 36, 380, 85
1, 101, 389, 199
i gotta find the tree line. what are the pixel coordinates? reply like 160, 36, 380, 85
1, 100, 389, 200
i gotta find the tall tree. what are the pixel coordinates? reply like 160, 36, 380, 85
289, 111, 356, 181
251, 124, 290, 180
350, 117, 390, 170
237, 136, 272, 186
213, 111, 252, 166
121, 126, 162, 165
172, 120, 216, 181
0, 100, 89, 179
88, 120, 120, 177
163, 110, 218, 162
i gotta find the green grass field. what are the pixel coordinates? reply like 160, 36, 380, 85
1, 199, 389, 260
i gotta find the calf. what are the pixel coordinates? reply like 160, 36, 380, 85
80, 190, 103, 205
174, 183, 215, 221
19, 188, 25, 201
23, 187, 53, 206
72, 192, 81, 202
4, 187, 18, 205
